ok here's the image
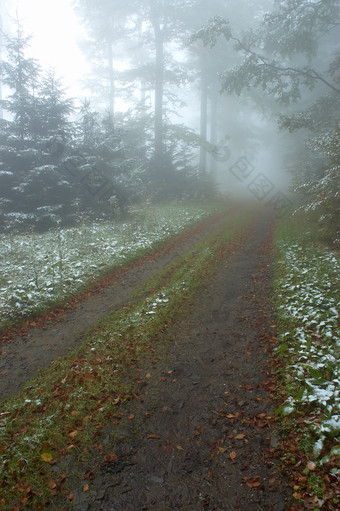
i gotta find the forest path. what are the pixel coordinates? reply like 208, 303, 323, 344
65, 207, 290, 511
0, 206, 242, 401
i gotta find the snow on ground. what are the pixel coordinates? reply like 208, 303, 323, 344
276, 242, 340, 467
0, 205, 210, 327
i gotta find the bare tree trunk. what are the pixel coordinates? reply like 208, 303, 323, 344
0, 12, 4, 120
152, 18, 164, 168
209, 81, 219, 179
108, 40, 115, 120
199, 62, 208, 175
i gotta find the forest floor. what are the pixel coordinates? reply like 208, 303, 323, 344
0, 205, 293, 510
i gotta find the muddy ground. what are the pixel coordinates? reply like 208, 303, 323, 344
72, 208, 290, 511
0, 207, 240, 400
1, 207, 291, 509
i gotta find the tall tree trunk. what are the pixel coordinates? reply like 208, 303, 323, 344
199, 62, 208, 175
151, 17, 165, 169
108, 40, 115, 120
209, 81, 219, 179
0, 12, 3, 120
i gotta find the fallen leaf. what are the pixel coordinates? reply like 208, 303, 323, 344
68, 430, 79, 439
162, 406, 168, 412
159, 377, 167, 382
128, 414, 135, 420
218, 447, 227, 453
307, 461, 316, 471
176, 445, 184, 450
84, 372, 95, 382
104, 454, 117, 462
41, 453, 53, 463
83, 483, 89, 492
229, 451, 237, 460
146, 373, 152, 379
235, 434, 246, 440
68, 493, 74, 501
147, 434, 160, 439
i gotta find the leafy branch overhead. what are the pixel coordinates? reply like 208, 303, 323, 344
192, 0, 340, 104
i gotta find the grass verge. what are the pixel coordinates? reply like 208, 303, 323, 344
273, 217, 340, 510
0, 205, 257, 510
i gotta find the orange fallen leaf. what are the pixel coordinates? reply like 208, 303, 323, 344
104, 453, 117, 462
218, 447, 227, 453
147, 434, 160, 439
84, 372, 95, 382
128, 414, 135, 420
68, 493, 74, 501
229, 451, 237, 460
83, 483, 89, 492
235, 434, 246, 440
307, 461, 316, 471
68, 430, 79, 439
146, 373, 152, 379
159, 377, 167, 382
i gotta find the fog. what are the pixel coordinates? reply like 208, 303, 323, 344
0, 0, 339, 230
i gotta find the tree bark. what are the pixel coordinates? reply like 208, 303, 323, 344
0, 12, 4, 120
209, 80, 219, 179
199, 61, 208, 175
152, 18, 165, 168
108, 40, 115, 120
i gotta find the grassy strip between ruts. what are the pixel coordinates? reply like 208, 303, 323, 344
274, 218, 340, 510
0, 205, 259, 510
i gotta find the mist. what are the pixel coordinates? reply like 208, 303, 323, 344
0, 0, 338, 233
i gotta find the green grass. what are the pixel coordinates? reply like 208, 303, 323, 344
0, 204, 257, 510
273, 215, 340, 508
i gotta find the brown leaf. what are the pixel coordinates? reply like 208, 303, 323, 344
83, 483, 89, 492
104, 453, 118, 462
128, 414, 135, 420
235, 434, 246, 440
159, 377, 167, 382
147, 434, 160, 439
84, 372, 95, 382
307, 461, 316, 471
68, 430, 79, 439
68, 493, 74, 501
229, 451, 237, 460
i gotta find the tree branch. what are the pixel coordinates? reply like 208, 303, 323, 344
230, 35, 340, 94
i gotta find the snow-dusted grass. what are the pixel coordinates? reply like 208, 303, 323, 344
275, 236, 340, 468
0, 203, 214, 329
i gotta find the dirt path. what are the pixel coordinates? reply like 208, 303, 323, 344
60, 208, 290, 510
0, 206, 242, 401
